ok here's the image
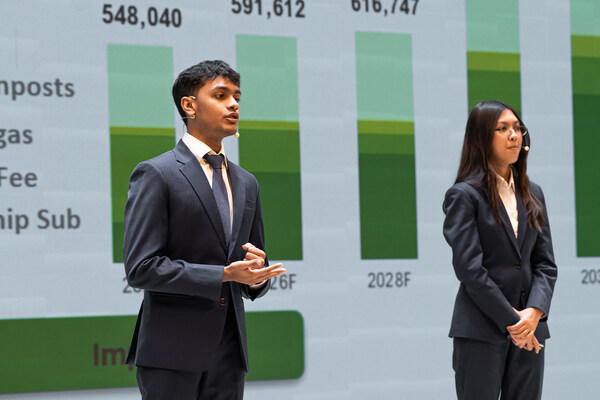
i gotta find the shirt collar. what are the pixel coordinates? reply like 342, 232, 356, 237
495, 169, 515, 192
182, 132, 228, 167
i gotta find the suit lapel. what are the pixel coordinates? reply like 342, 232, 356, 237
497, 196, 521, 257
227, 163, 246, 258
174, 140, 228, 251
516, 187, 528, 250
473, 178, 521, 257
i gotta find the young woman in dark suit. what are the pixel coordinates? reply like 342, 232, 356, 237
443, 100, 557, 400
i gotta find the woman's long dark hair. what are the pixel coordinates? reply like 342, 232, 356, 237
455, 100, 545, 231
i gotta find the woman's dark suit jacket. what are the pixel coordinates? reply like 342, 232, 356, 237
443, 175, 557, 343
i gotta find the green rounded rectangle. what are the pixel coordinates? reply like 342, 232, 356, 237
0, 311, 305, 394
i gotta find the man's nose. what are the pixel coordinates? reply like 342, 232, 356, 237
228, 97, 239, 110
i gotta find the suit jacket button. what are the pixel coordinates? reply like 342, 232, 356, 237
515, 262, 522, 269
219, 297, 226, 306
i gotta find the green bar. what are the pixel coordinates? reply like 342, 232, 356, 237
358, 132, 415, 155
571, 57, 600, 95
571, 0, 600, 36
109, 131, 175, 262
571, 3, 600, 256
236, 36, 303, 260
358, 120, 414, 135
466, 0, 521, 115
467, 51, 520, 72
238, 122, 300, 173
110, 126, 175, 137
0, 311, 304, 394
240, 120, 299, 131
356, 32, 413, 120
571, 35, 600, 58
235, 35, 299, 121
572, 51, 600, 256
355, 32, 418, 260
466, 0, 519, 53
107, 44, 174, 128
359, 152, 418, 259
107, 45, 176, 263
467, 66, 522, 116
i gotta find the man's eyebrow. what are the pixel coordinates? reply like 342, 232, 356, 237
211, 85, 241, 95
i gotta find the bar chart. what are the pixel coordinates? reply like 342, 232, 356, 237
107, 44, 175, 263
571, 0, 600, 257
355, 32, 418, 259
236, 35, 303, 260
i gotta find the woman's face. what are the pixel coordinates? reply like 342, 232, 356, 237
490, 108, 523, 172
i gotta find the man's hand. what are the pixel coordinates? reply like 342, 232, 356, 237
242, 243, 266, 265
223, 259, 286, 285
507, 307, 543, 341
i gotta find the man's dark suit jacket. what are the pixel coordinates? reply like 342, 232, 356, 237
443, 175, 557, 343
123, 139, 269, 372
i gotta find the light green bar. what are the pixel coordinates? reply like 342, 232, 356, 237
356, 32, 413, 120
571, 0, 600, 36
110, 126, 175, 137
107, 44, 174, 128
239, 120, 299, 131
358, 120, 414, 135
236, 35, 299, 121
466, 0, 519, 53
572, 35, 600, 58
467, 51, 520, 72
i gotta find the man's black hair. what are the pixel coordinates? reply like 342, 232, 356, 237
172, 60, 240, 125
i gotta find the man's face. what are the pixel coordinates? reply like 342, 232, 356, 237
192, 76, 240, 140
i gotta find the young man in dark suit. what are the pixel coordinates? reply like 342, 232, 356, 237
123, 60, 285, 400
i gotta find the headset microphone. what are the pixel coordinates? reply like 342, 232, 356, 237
234, 132, 240, 138
523, 145, 529, 152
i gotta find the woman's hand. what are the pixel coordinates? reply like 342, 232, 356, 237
511, 333, 542, 354
507, 307, 544, 354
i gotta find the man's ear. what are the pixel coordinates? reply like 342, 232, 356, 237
181, 96, 196, 119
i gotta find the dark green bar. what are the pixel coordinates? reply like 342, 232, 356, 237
109, 130, 175, 262
239, 126, 303, 260
246, 311, 304, 380
358, 132, 415, 155
358, 152, 418, 259
0, 311, 304, 394
572, 56, 600, 95
467, 68, 522, 115
251, 171, 303, 260
572, 92, 600, 256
